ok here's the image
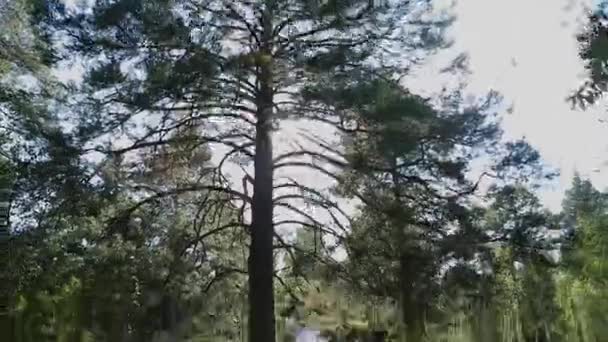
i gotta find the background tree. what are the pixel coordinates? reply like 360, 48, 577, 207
561, 173, 605, 228
570, 1, 608, 108
300, 70, 555, 341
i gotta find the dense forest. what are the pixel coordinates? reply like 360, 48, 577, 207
2, 0, 608, 341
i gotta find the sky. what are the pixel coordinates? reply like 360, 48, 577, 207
406, 0, 605, 212
58, 0, 608, 213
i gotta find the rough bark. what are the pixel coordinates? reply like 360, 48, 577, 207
400, 254, 425, 342
248, 5, 276, 342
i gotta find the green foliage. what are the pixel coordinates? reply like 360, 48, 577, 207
570, 3, 608, 107
6, 1, 608, 342
562, 173, 605, 226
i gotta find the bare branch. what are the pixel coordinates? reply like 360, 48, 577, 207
273, 203, 346, 241
203, 267, 248, 293
195, 221, 249, 245
273, 150, 346, 167
225, 3, 262, 46
128, 183, 252, 205
217, 142, 255, 173
93, 132, 254, 157
273, 161, 341, 182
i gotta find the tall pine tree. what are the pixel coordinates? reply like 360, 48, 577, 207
38, 1, 452, 340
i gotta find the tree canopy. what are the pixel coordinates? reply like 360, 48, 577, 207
2, 1, 608, 342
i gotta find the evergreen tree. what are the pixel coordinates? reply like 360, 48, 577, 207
557, 210, 608, 342
321, 74, 552, 341
7, 1, 605, 342
562, 173, 604, 227
37, 1, 452, 340
571, 1, 608, 108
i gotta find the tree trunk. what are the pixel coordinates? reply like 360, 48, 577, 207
370, 330, 388, 342
473, 278, 499, 342
248, 5, 276, 342
403, 308, 424, 342
392, 166, 425, 342
399, 255, 424, 342
161, 295, 179, 341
